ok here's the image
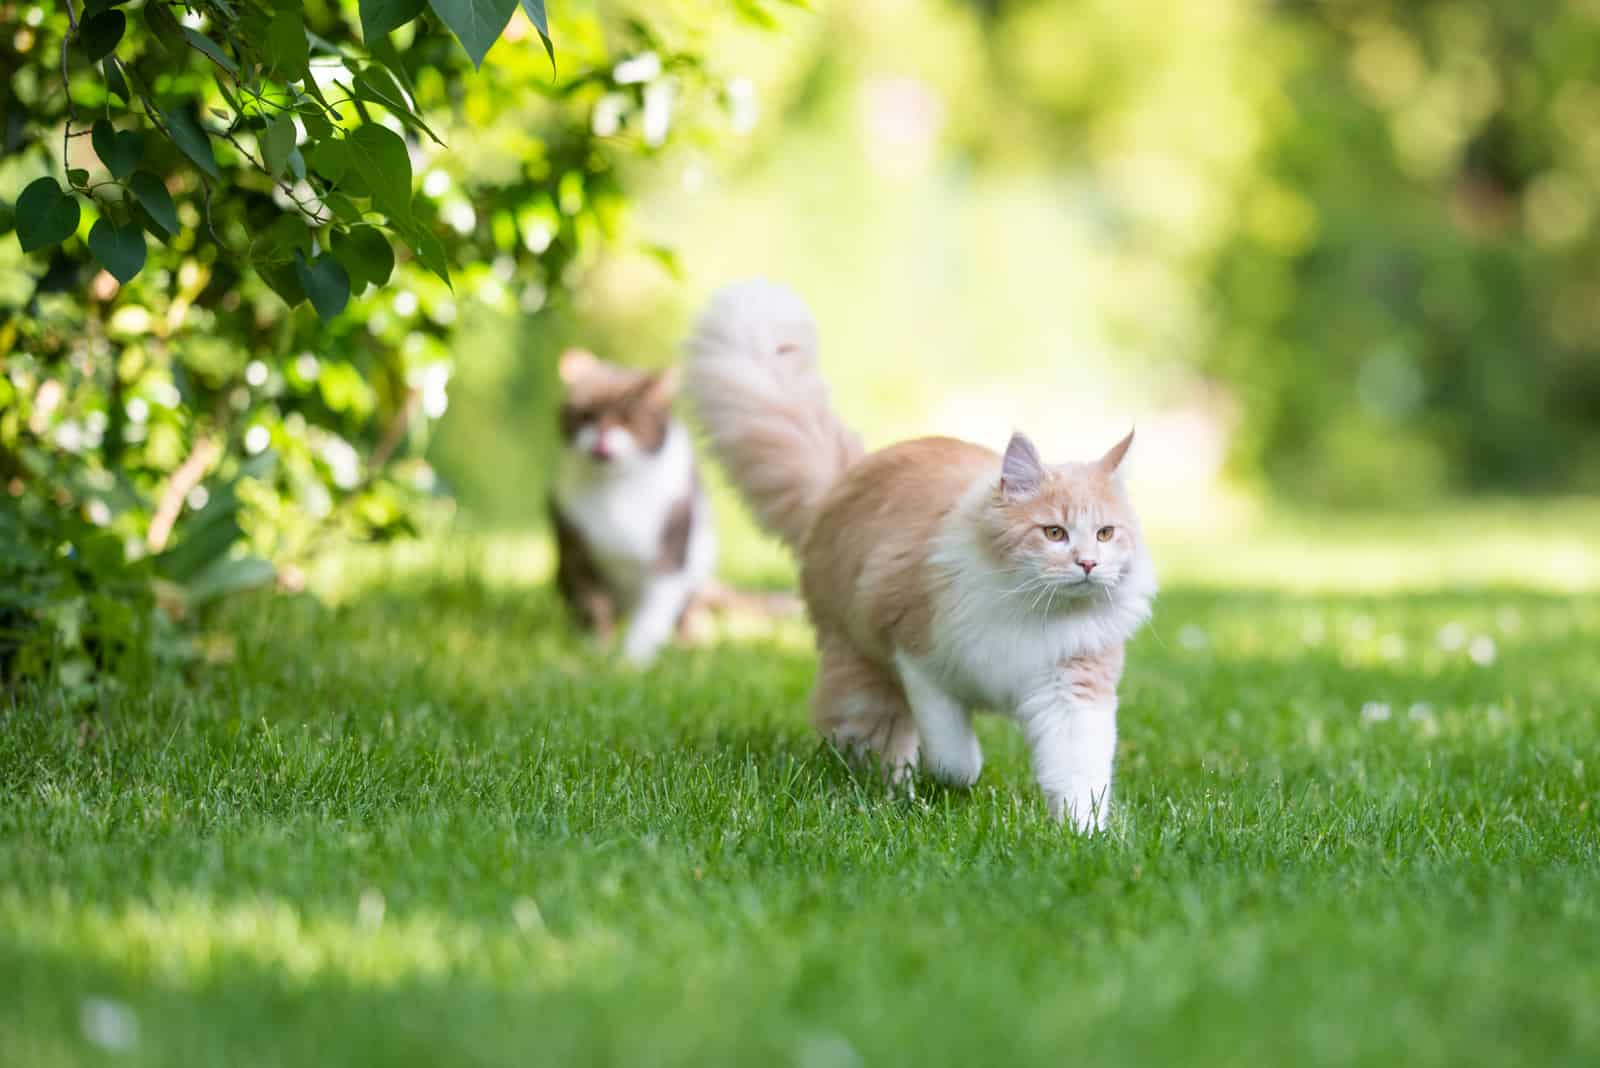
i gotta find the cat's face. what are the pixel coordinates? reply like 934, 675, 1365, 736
983, 431, 1145, 605
557, 349, 678, 469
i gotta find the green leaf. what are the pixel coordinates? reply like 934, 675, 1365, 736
331, 224, 395, 292
91, 119, 142, 179
360, 0, 426, 39
182, 27, 240, 74
143, 3, 185, 54
15, 177, 81, 253
88, 216, 146, 283
401, 224, 452, 288
128, 171, 179, 236
351, 67, 444, 145
250, 216, 312, 305
67, 168, 90, 187
104, 59, 130, 104
345, 124, 413, 222
519, 0, 555, 68
427, 0, 519, 69
293, 249, 351, 320
81, 10, 126, 62
299, 107, 333, 141
160, 105, 220, 179
262, 10, 310, 80
261, 115, 297, 179
306, 138, 350, 183
324, 192, 366, 224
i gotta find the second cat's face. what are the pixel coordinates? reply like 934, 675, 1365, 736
557, 349, 679, 469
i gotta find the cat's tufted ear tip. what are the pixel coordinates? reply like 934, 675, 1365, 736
653, 364, 683, 397
558, 348, 598, 386
1000, 431, 1045, 499
1099, 428, 1135, 474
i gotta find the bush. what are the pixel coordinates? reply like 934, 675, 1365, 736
2, 0, 787, 689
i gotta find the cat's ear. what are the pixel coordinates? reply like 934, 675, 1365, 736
632, 366, 681, 408
1097, 428, 1135, 475
1000, 432, 1046, 500
558, 349, 598, 387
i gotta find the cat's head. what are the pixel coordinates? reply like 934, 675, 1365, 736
557, 349, 680, 468
983, 430, 1150, 606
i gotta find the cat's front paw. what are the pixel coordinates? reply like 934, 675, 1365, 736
1047, 791, 1109, 834
620, 638, 661, 666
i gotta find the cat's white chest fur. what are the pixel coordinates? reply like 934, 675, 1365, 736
911, 524, 1156, 712
553, 424, 698, 596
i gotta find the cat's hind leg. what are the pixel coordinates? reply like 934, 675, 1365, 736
812, 635, 919, 778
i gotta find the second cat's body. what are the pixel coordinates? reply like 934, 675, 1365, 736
686, 282, 1156, 829
550, 350, 715, 663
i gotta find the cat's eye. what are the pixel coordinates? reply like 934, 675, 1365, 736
1097, 525, 1115, 542
1042, 525, 1067, 542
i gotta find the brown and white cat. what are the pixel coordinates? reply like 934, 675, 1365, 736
549, 349, 716, 663
686, 282, 1157, 830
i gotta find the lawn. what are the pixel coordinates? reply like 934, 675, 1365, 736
3, 505, 1599, 1067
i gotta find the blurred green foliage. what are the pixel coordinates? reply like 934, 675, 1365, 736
1205, 1, 1600, 499
2, 0, 783, 688
472, 0, 1595, 515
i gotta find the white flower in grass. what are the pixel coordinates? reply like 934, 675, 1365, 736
80, 997, 137, 1052
1409, 703, 1440, 738
1178, 624, 1207, 651
1378, 634, 1406, 660
357, 887, 386, 930
1361, 701, 1392, 724
1468, 635, 1497, 666
1437, 622, 1467, 651
1350, 615, 1377, 641
797, 1031, 862, 1068
513, 896, 544, 933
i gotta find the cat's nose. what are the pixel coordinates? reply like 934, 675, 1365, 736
1078, 559, 1097, 574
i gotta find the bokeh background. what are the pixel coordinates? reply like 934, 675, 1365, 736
430, 0, 1600, 561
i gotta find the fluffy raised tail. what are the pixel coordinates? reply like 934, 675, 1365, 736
685, 281, 863, 548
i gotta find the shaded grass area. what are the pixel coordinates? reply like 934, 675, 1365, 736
4, 543, 1599, 1066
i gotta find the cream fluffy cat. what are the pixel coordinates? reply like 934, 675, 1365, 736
686, 281, 1156, 830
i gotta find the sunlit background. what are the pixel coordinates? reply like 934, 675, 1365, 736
418, 0, 1600, 592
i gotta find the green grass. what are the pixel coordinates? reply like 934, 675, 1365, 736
4, 511, 1600, 1067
